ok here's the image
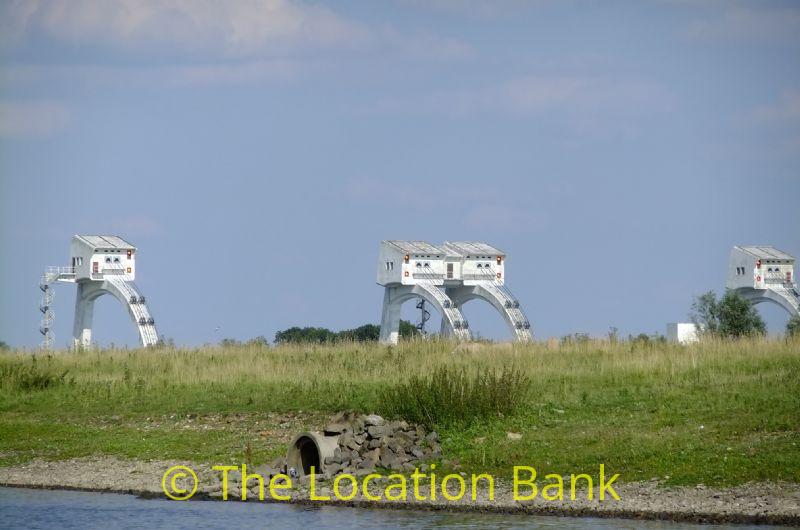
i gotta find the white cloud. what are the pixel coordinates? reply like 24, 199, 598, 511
1, 0, 368, 55
686, 6, 800, 44
0, 100, 70, 138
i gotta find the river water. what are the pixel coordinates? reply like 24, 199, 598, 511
0, 487, 785, 529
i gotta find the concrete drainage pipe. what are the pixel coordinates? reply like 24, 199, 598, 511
286, 431, 340, 476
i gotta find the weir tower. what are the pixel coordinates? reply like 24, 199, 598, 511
726, 246, 799, 318
377, 240, 532, 344
39, 235, 159, 348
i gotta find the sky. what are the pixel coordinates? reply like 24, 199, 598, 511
1, 0, 799, 348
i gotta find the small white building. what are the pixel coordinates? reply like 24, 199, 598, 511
666, 323, 700, 344
727, 246, 794, 291
377, 240, 447, 287
726, 245, 799, 318
70, 235, 136, 282
376, 239, 531, 344
441, 241, 505, 286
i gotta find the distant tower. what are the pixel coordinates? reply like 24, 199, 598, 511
377, 241, 471, 344
39, 235, 159, 348
439, 242, 533, 342
376, 240, 533, 344
726, 246, 799, 317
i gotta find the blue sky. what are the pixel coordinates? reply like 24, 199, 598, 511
1, 0, 799, 348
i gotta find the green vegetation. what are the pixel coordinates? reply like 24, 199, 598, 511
787, 316, 800, 338
691, 290, 767, 338
381, 365, 529, 428
273, 320, 418, 344
1, 338, 798, 487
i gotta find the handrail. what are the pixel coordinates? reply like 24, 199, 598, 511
46, 266, 75, 275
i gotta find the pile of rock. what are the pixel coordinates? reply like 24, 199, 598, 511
321, 412, 441, 475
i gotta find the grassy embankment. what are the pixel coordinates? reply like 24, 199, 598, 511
1, 338, 798, 487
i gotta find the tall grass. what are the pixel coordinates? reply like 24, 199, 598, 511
380, 365, 529, 428
0, 357, 71, 391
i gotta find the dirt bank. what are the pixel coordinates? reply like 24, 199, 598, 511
1, 457, 798, 525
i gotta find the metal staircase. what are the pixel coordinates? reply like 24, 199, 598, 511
105, 276, 159, 346
38, 267, 76, 348
766, 278, 800, 315
475, 266, 532, 340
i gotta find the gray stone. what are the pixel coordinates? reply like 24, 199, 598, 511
387, 439, 403, 454
351, 418, 366, 434
326, 462, 344, 476
379, 452, 398, 469
367, 425, 389, 438
426, 431, 439, 443
363, 414, 385, 426
411, 448, 425, 459
324, 422, 349, 435
394, 431, 414, 445
363, 448, 381, 468
340, 433, 355, 449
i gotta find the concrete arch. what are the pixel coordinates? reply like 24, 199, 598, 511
446, 283, 533, 342
732, 287, 800, 318
378, 283, 471, 344
73, 278, 159, 348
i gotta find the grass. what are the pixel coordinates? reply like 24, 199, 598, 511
0, 338, 798, 486
381, 365, 530, 428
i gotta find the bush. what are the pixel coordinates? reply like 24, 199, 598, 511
787, 316, 800, 338
691, 290, 766, 339
380, 365, 529, 429
337, 324, 380, 342
274, 321, 418, 344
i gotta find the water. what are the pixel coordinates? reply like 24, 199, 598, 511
0, 487, 783, 529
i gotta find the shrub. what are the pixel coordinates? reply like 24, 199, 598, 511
787, 316, 800, 338
380, 365, 529, 429
691, 290, 766, 339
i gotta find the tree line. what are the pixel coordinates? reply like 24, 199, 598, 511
273, 320, 419, 345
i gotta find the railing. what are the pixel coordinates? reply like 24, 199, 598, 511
764, 271, 793, 284
462, 273, 497, 280
90, 264, 129, 279
47, 267, 75, 276
412, 272, 444, 280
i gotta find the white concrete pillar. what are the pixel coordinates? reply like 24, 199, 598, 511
378, 287, 401, 345
72, 283, 95, 348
